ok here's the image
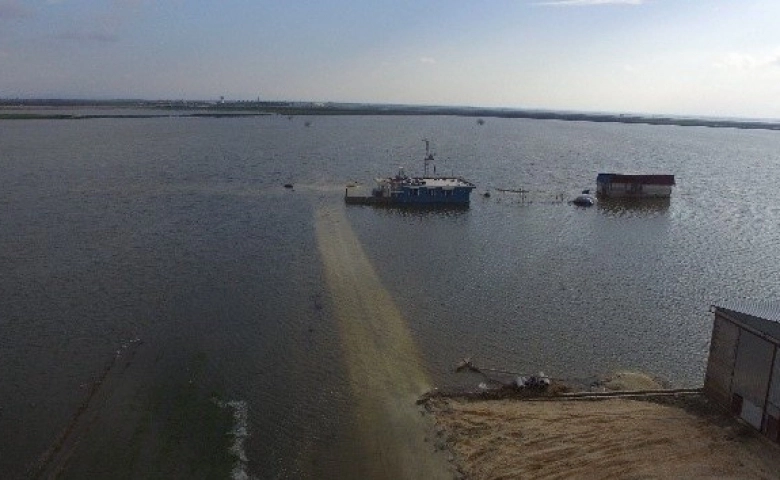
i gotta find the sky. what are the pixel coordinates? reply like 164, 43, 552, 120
1, 0, 779, 119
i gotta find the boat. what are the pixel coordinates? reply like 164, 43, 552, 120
345, 140, 476, 206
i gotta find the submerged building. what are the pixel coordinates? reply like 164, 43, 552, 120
596, 173, 675, 198
704, 301, 780, 443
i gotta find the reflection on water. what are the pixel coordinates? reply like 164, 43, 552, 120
357, 204, 471, 219
596, 198, 671, 217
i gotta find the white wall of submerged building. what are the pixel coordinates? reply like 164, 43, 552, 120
596, 174, 675, 198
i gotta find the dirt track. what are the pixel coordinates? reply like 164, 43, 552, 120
315, 207, 451, 479
428, 395, 780, 480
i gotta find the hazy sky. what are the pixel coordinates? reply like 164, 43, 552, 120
2, 0, 779, 118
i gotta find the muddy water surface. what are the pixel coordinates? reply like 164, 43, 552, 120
315, 206, 451, 479
1, 114, 779, 478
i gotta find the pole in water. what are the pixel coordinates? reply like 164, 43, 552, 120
422, 139, 433, 177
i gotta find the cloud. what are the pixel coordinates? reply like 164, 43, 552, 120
419, 57, 436, 65
536, 0, 644, 6
55, 31, 120, 43
0, 1, 34, 19
714, 52, 780, 71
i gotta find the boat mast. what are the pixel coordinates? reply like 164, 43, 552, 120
423, 139, 434, 177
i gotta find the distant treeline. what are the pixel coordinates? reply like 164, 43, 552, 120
2, 99, 779, 131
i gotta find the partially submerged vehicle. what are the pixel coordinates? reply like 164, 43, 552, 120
572, 189, 596, 207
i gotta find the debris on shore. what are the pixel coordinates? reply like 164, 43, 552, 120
416, 362, 780, 479
419, 358, 571, 404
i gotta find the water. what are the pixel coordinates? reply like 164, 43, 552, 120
1, 114, 779, 478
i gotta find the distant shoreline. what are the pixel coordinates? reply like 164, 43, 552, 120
2, 101, 779, 131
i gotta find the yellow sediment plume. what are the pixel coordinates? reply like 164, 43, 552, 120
315, 207, 450, 480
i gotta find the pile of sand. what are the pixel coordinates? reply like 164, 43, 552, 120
426, 395, 780, 479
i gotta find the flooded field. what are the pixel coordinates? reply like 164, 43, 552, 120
1, 114, 779, 477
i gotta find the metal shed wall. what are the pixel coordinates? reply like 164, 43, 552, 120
770, 352, 780, 408
731, 329, 774, 429
704, 314, 740, 408
766, 354, 780, 441
716, 301, 780, 339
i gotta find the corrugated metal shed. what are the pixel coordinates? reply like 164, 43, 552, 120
732, 330, 775, 428
706, 301, 780, 442
770, 354, 780, 410
712, 300, 780, 341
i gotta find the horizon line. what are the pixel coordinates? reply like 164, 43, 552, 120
2, 98, 779, 123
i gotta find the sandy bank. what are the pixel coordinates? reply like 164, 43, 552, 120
424, 394, 780, 479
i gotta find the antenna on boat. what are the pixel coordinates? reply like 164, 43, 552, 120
422, 138, 434, 177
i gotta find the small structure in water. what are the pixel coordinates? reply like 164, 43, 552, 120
596, 173, 675, 198
345, 140, 476, 206
572, 189, 595, 207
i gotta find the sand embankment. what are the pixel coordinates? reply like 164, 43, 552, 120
426, 394, 780, 479
315, 207, 452, 479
